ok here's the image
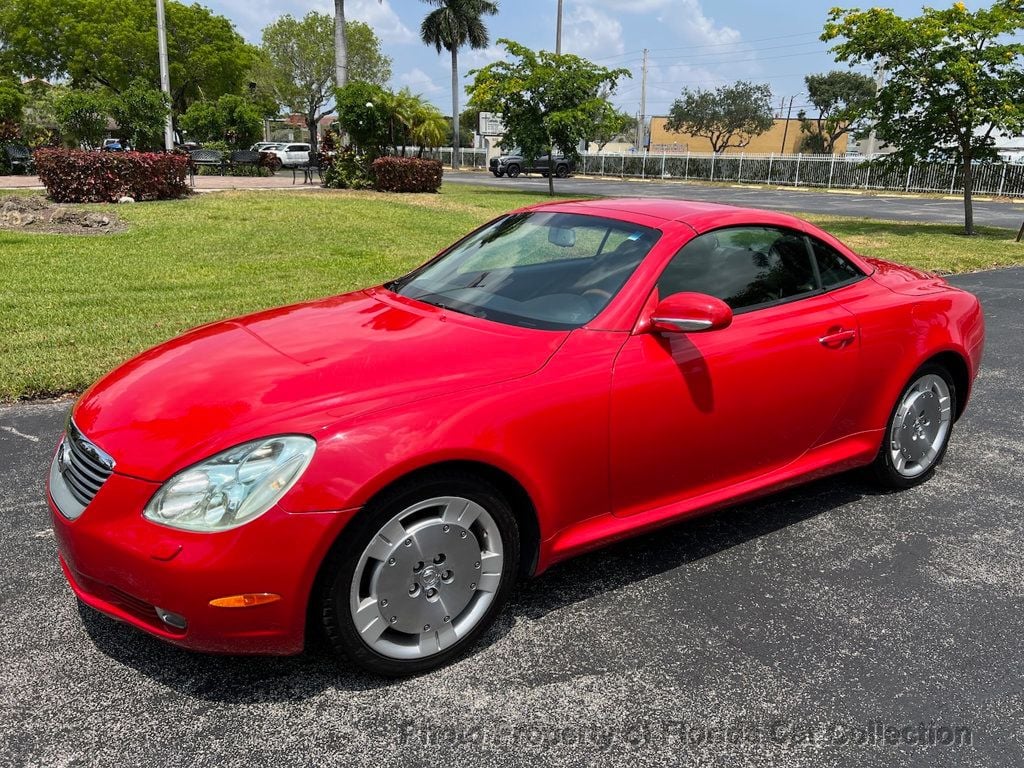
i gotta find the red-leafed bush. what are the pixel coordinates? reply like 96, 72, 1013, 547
34, 149, 190, 203
371, 156, 443, 193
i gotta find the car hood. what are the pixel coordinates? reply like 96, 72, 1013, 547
73, 289, 567, 481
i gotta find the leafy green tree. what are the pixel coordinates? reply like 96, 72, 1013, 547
0, 0, 255, 118
0, 78, 25, 123
797, 70, 876, 155
419, 0, 499, 169
666, 81, 774, 153
53, 88, 110, 148
19, 81, 63, 146
180, 94, 263, 148
345, 20, 391, 87
109, 78, 169, 151
335, 81, 390, 155
260, 13, 391, 150
469, 39, 630, 195
590, 100, 636, 151
824, 1, 1024, 235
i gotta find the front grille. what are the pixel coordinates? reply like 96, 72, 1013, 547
57, 421, 115, 507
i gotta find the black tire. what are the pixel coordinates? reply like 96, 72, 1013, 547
492, 170, 504, 178
268, 157, 283, 172
506, 164, 521, 178
555, 164, 570, 178
319, 471, 520, 677
870, 362, 957, 489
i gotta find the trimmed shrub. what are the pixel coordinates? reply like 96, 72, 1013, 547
34, 149, 189, 202
323, 148, 374, 190
371, 156, 443, 193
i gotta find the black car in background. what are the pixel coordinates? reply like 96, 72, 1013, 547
489, 152, 574, 178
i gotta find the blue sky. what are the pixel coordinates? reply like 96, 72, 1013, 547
203, 0, 982, 119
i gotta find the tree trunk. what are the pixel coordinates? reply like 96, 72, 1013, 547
308, 115, 319, 156
962, 152, 975, 236
451, 47, 460, 171
548, 149, 554, 196
334, 0, 347, 88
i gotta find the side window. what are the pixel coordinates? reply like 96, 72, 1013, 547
657, 227, 819, 311
809, 236, 865, 288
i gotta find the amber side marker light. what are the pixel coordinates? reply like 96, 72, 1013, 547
209, 593, 282, 608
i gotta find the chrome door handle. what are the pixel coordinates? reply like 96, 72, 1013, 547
818, 329, 857, 348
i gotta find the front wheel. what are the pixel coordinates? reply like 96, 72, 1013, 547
506, 164, 521, 178
492, 170, 504, 177
871, 364, 956, 488
319, 472, 520, 676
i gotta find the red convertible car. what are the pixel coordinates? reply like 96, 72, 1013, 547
48, 198, 984, 676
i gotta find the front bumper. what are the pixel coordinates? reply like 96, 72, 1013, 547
48, 469, 357, 655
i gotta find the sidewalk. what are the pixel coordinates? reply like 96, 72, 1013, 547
0, 173, 321, 192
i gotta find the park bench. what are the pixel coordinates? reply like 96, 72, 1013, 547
3, 144, 33, 175
188, 149, 225, 184
227, 150, 263, 176
293, 152, 323, 185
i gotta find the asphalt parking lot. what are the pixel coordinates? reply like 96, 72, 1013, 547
1, 268, 1022, 767
445, 170, 1024, 229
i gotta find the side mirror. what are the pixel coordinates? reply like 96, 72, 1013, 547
650, 292, 733, 334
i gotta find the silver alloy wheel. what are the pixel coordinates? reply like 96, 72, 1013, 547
349, 496, 504, 660
889, 373, 953, 478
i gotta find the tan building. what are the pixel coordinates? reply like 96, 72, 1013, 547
648, 116, 848, 155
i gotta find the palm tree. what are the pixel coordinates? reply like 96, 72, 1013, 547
419, 0, 498, 170
334, 0, 381, 87
410, 105, 449, 157
334, 0, 347, 87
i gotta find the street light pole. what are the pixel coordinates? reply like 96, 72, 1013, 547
555, 0, 563, 55
156, 0, 174, 151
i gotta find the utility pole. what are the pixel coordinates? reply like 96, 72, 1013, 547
779, 94, 795, 153
864, 57, 887, 159
156, 0, 174, 151
638, 48, 648, 152
555, 0, 563, 55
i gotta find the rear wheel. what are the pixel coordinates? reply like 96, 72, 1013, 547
555, 164, 570, 178
871, 364, 956, 488
506, 164, 521, 178
319, 472, 519, 676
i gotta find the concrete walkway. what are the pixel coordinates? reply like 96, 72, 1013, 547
0, 172, 320, 192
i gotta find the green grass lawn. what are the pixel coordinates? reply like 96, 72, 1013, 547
1, 184, 1021, 401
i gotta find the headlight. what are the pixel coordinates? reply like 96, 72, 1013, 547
143, 436, 316, 532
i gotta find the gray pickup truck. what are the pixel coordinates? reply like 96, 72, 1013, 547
489, 152, 574, 179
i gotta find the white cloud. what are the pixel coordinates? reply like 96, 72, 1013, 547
462, 44, 505, 69
563, 6, 625, 59
209, 0, 414, 44
345, 0, 416, 45
667, 0, 741, 47
396, 67, 442, 95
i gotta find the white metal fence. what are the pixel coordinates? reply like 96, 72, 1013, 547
427, 148, 1024, 198
571, 152, 1024, 198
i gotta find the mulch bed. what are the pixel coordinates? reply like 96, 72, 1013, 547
0, 195, 126, 235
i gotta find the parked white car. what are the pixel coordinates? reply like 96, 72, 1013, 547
260, 142, 311, 167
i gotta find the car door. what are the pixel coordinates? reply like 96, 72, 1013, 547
286, 144, 309, 165
609, 225, 860, 518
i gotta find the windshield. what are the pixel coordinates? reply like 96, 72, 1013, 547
390, 212, 661, 330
